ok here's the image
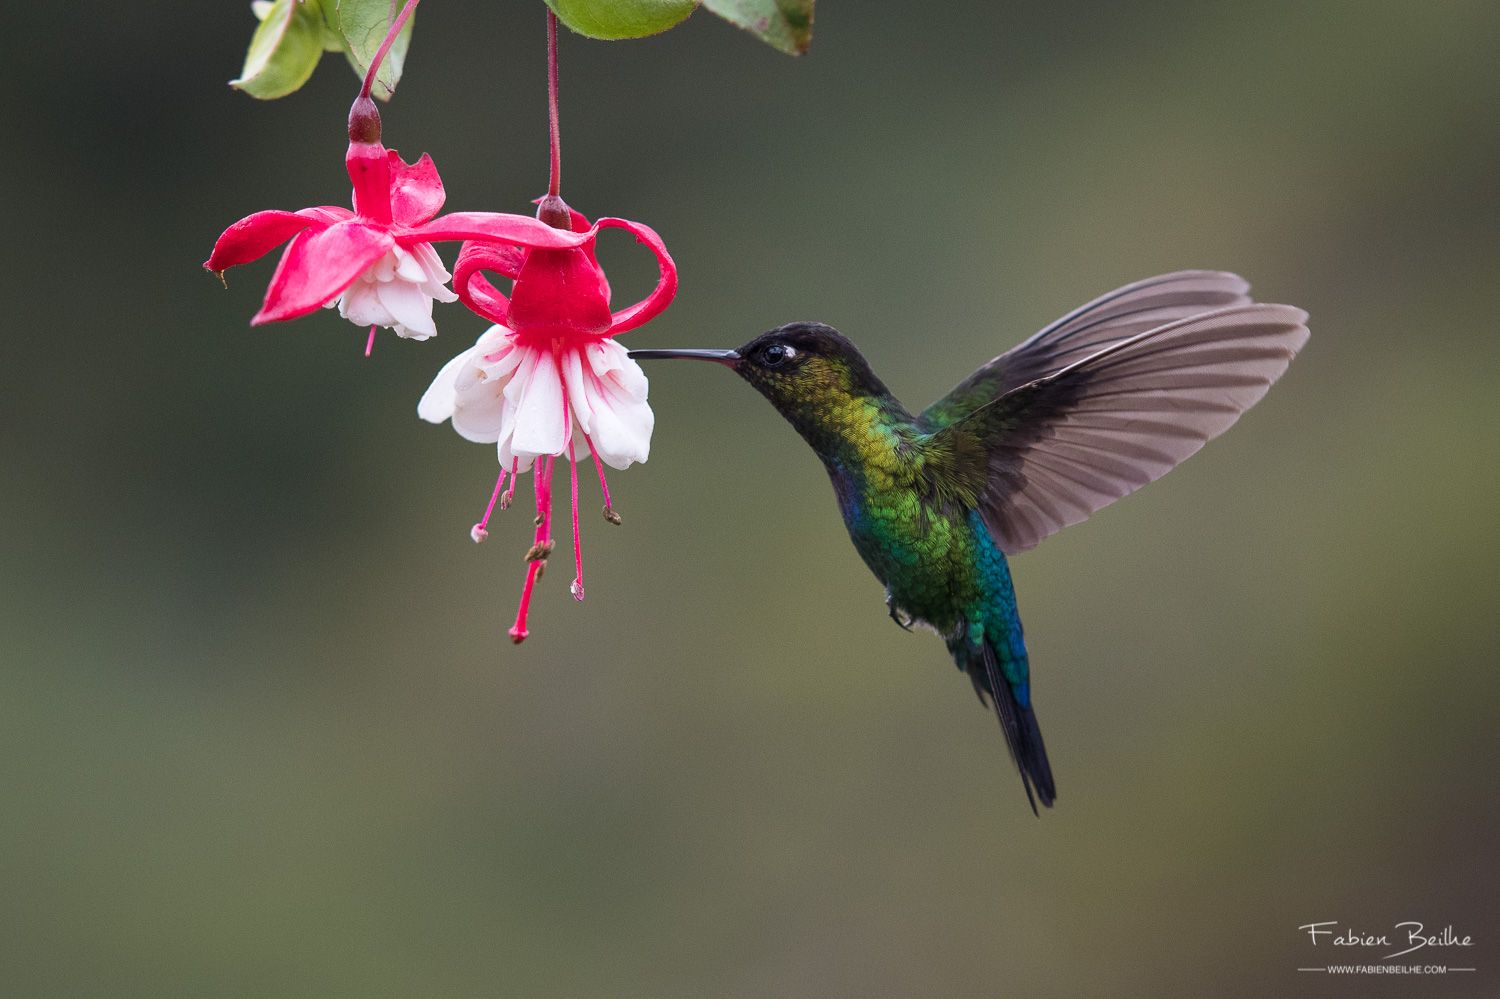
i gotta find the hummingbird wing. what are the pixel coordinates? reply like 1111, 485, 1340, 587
919, 271, 1254, 431
929, 304, 1309, 554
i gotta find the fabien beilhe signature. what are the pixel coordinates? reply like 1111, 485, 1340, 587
1299, 921, 1475, 961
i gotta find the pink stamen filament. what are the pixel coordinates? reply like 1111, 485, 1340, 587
583, 432, 616, 516
509, 456, 554, 644
567, 433, 584, 601
364, 325, 377, 358
558, 376, 586, 600
471, 467, 508, 542
501, 457, 519, 509
360, 0, 422, 99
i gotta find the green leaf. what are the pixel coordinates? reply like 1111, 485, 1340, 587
335, 0, 416, 101
702, 0, 814, 55
545, 0, 699, 41
231, 0, 329, 100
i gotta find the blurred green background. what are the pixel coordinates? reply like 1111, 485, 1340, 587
2, 2, 1498, 996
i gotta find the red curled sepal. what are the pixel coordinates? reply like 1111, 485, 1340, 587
452, 241, 526, 326
594, 218, 678, 336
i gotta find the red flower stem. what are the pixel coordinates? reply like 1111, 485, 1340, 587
360, 0, 423, 99
546, 9, 561, 198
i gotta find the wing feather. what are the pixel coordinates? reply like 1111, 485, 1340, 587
934, 304, 1309, 555
920, 271, 1254, 429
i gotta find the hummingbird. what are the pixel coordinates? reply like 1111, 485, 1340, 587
630, 272, 1308, 812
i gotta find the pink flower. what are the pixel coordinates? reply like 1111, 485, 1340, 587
418, 197, 677, 642
204, 97, 591, 342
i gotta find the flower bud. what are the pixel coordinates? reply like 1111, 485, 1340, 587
347, 95, 382, 144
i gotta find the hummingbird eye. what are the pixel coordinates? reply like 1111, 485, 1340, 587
761, 343, 796, 367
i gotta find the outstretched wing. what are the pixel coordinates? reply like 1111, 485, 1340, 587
919, 271, 1254, 431
930, 304, 1309, 555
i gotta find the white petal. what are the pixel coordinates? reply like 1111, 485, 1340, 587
392, 244, 427, 283
559, 347, 593, 438
408, 242, 459, 303
337, 280, 389, 328
509, 351, 568, 460
585, 378, 653, 468
417, 347, 472, 423
578, 343, 653, 468
451, 369, 510, 443
375, 278, 437, 340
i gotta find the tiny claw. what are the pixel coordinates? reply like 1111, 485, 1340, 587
570, 579, 585, 601
887, 592, 915, 632
470, 524, 488, 543
524, 540, 555, 563
533, 514, 543, 526
602, 505, 622, 526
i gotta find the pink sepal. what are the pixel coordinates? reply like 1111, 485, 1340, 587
389, 151, 445, 227
405, 212, 593, 249
453, 240, 525, 326
252, 221, 393, 324
205, 209, 326, 274
298, 206, 354, 225
594, 218, 678, 335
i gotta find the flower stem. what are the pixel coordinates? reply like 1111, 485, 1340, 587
360, 0, 422, 99
546, 8, 561, 198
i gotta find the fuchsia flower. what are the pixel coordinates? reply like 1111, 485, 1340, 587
204, 97, 592, 345
418, 195, 677, 642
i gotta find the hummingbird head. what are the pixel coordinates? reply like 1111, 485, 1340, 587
630, 323, 905, 460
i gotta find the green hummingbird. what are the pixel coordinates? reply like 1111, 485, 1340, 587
631, 272, 1308, 812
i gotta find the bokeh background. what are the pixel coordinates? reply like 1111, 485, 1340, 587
3, 2, 1498, 996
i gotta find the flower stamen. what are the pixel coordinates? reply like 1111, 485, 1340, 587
509, 456, 554, 644
364, 324, 377, 358
567, 433, 585, 601
471, 467, 509, 543
501, 457, 519, 509
583, 432, 622, 525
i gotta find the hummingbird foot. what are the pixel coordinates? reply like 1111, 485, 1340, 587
886, 591, 915, 632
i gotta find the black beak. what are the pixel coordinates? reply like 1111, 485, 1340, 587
628, 348, 741, 365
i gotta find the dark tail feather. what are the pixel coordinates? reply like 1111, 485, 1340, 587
969, 642, 1056, 814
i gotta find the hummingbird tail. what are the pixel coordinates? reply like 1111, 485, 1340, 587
970, 642, 1056, 814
